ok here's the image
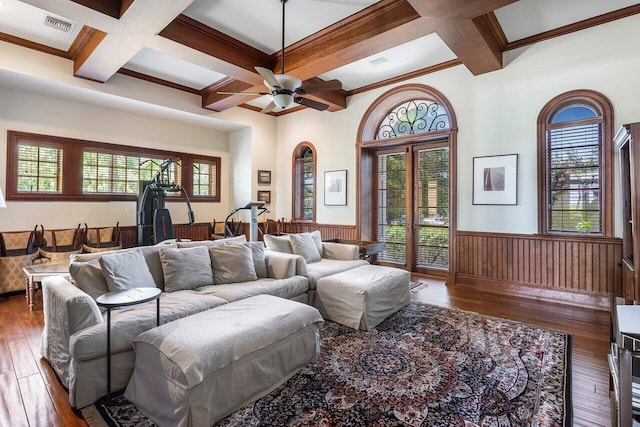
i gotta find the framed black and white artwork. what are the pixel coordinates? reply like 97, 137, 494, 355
324, 170, 347, 206
472, 154, 518, 205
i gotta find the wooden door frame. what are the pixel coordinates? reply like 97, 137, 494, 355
356, 84, 458, 283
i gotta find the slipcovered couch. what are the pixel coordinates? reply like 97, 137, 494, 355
40, 236, 308, 408
263, 231, 368, 305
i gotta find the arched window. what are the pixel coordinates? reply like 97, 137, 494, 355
292, 142, 316, 222
537, 90, 614, 236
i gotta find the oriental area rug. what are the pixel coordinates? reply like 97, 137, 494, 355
82, 302, 571, 426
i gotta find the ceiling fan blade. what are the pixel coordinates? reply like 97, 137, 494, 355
261, 101, 278, 114
294, 97, 329, 111
297, 79, 342, 95
255, 67, 281, 89
217, 91, 269, 96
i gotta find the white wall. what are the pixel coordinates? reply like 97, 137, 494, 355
274, 13, 640, 236
0, 87, 231, 230
216, 107, 278, 222
2, 14, 639, 235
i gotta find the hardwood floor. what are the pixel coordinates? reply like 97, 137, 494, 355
0, 279, 612, 426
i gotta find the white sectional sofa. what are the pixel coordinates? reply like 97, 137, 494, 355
263, 231, 369, 304
40, 236, 309, 408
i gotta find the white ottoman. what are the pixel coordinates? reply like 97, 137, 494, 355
124, 294, 323, 427
316, 264, 410, 331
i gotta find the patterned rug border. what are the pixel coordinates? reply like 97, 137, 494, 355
407, 301, 573, 426
82, 301, 573, 426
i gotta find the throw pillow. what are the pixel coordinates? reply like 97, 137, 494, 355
99, 249, 156, 292
69, 259, 109, 301
159, 246, 214, 292
246, 242, 268, 278
211, 235, 247, 246
309, 230, 323, 256
209, 244, 257, 284
81, 243, 122, 253
177, 240, 214, 249
289, 233, 322, 263
263, 234, 292, 253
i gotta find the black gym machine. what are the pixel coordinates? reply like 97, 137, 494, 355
137, 159, 195, 246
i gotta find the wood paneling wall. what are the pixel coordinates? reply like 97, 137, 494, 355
119, 222, 212, 248
456, 231, 622, 303
119, 222, 357, 247
280, 223, 357, 240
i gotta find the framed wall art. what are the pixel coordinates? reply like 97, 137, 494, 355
324, 170, 347, 206
472, 154, 518, 205
257, 170, 271, 185
257, 190, 271, 205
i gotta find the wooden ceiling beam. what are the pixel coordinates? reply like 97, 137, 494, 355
407, 0, 518, 19
435, 15, 503, 75
201, 78, 256, 111
69, 0, 122, 19
159, 15, 270, 86
272, 0, 427, 80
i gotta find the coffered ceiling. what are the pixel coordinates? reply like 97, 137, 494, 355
1, 0, 639, 116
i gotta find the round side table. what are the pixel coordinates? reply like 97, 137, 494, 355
96, 287, 161, 400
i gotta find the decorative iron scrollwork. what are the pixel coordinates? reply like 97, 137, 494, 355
376, 99, 450, 139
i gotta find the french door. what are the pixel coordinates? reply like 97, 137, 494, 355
375, 142, 450, 275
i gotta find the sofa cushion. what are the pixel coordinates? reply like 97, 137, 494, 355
160, 246, 214, 292
264, 234, 292, 254
289, 233, 321, 263
305, 258, 369, 289
99, 249, 156, 292
69, 259, 108, 302
69, 291, 228, 361
209, 244, 257, 284
196, 275, 309, 303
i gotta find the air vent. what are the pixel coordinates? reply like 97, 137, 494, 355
43, 15, 74, 33
369, 57, 388, 66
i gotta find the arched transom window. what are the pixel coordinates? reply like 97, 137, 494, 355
376, 99, 450, 139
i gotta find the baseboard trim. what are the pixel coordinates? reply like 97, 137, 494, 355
454, 274, 612, 311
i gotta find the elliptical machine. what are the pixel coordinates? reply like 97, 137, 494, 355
137, 159, 195, 246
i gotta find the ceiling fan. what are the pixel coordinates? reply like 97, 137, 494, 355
218, 0, 342, 113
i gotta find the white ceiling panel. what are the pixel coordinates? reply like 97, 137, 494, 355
0, 0, 81, 51
183, 0, 378, 54
124, 48, 226, 90
495, 0, 639, 42
319, 33, 457, 91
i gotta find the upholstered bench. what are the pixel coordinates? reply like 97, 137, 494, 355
315, 264, 410, 331
124, 294, 324, 427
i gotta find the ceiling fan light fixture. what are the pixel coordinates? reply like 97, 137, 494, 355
273, 93, 293, 109
274, 74, 301, 91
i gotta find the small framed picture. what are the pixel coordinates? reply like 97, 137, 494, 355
324, 170, 347, 206
472, 154, 518, 205
257, 170, 271, 185
257, 190, 271, 205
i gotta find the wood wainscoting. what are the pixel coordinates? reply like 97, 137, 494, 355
455, 231, 622, 309
280, 222, 358, 240
118, 222, 213, 248
118, 222, 358, 247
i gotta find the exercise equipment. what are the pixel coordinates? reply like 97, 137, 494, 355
223, 202, 269, 241
137, 159, 194, 246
